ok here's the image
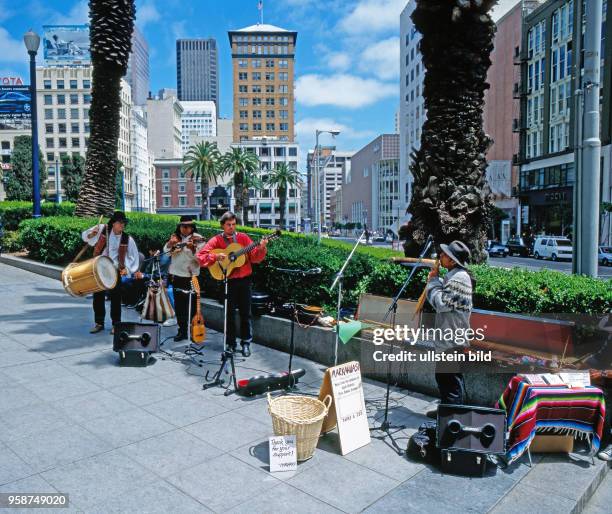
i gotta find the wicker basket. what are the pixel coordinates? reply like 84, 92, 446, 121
267, 393, 332, 461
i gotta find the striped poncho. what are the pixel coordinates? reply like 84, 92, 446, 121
497, 376, 606, 463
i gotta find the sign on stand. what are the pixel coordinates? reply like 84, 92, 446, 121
319, 361, 370, 455
269, 435, 297, 473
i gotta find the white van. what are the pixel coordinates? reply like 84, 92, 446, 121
532, 236, 573, 261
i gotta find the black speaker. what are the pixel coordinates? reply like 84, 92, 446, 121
436, 404, 506, 455
113, 322, 160, 367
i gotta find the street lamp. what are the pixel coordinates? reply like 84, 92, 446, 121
24, 29, 41, 218
314, 129, 340, 243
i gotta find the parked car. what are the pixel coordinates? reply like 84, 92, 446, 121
486, 240, 509, 258
599, 246, 612, 266
532, 236, 573, 261
506, 235, 531, 257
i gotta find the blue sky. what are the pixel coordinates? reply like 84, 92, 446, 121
0, 0, 518, 165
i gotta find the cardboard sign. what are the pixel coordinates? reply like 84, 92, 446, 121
269, 435, 297, 473
320, 361, 371, 455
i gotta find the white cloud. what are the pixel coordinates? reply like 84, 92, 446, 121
328, 51, 351, 71
137, 1, 161, 27
359, 37, 399, 80
295, 117, 374, 141
0, 28, 27, 63
50, 0, 88, 25
296, 73, 397, 108
338, 0, 405, 35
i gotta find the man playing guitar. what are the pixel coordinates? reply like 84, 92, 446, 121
197, 211, 267, 357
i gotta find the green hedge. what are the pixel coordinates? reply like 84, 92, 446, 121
16, 214, 611, 315
0, 201, 75, 231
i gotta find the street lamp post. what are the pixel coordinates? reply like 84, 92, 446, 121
314, 129, 340, 243
55, 159, 62, 204
24, 30, 41, 218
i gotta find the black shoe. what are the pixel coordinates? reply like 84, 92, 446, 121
226, 345, 237, 354
241, 343, 251, 357
90, 324, 104, 334
174, 332, 187, 342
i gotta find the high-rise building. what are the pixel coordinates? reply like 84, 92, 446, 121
181, 101, 217, 154
126, 27, 150, 106
146, 89, 183, 159
399, 0, 424, 219
228, 24, 297, 142
517, 0, 612, 239
176, 39, 219, 106
306, 147, 353, 229
342, 134, 400, 235
130, 105, 155, 212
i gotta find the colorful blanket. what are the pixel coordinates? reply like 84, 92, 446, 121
497, 376, 606, 463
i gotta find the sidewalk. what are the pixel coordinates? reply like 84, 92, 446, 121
0, 262, 608, 513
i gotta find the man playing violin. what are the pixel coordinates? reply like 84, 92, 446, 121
197, 211, 267, 357
164, 215, 205, 342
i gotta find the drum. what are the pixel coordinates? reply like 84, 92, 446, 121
62, 256, 118, 297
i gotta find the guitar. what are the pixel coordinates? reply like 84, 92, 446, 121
191, 276, 206, 344
208, 229, 281, 281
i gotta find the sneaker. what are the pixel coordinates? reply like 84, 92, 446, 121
89, 324, 104, 334
241, 343, 251, 358
597, 445, 612, 461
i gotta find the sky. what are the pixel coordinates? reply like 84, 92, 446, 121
0, 0, 521, 167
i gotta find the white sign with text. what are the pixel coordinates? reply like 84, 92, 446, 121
330, 361, 371, 455
269, 435, 297, 473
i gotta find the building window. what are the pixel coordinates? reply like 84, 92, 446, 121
195, 197, 201, 206
57, 80, 64, 89
266, 110, 275, 118
71, 138, 80, 147
43, 79, 52, 90
57, 109, 66, 120
179, 183, 186, 193
266, 123, 275, 131
240, 123, 248, 131
58, 138, 67, 148
274, 147, 285, 157
280, 97, 288, 106
46, 152, 55, 162
84, 123, 90, 133
70, 108, 79, 119
238, 59, 248, 68
239, 98, 248, 106
288, 147, 297, 156
58, 123, 66, 134
279, 59, 288, 68
240, 110, 248, 119
252, 59, 261, 68
71, 122, 79, 133
280, 123, 288, 131
45, 123, 53, 134
279, 72, 288, 81
162, 169, 170, 179
253, 110, 262, 118
70, 93, 79, 104
252, 98, 261, 105
83, 79, 91, 88
252, 85, 261, 93
163, 196, 170, 207
179, 196, 187, 207
279, 85, 288, 93
44, 95, 52, 105
238, 72, 248, 80
162, 183, 169, 193
253, 123, 262, 131
266, 59, 274, 68
279, 110, 288, 119
84, 94, 91, 104
57, 94, 65, 105
239, 85, 248, 92
46, 138, 54, 148
252, 72, 261, 81
70, 79, 78, 89
265, 98, 275, 106
265, 72, 274, 81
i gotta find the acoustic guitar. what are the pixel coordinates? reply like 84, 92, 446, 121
208, 230, 281, 281
191, 276, 206, 344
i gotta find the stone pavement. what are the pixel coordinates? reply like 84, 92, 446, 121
0, 262, 608, 513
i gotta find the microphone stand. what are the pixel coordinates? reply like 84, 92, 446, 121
369, 236, 433, 455
330, 230, 365, 366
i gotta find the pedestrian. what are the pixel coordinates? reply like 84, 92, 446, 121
424, 240, 474, 417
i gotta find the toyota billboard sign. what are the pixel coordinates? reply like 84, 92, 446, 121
43, 25, 91, 65
0, 86, 31, 120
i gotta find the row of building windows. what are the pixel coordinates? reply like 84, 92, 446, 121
43, 79, 91, 90
233, 35, 291, 42
43, 93, 91, 105
45, 137, 88, 149
238, 85, 290, 95
527, 57, 546, 92
552, 0, 574, 43
238, 93, 289, 105
45, 122, 90, 134
234, 45, 290, 55
519, 163, 574, 191
161, 183, 201, 193
549, 122, 570, 153
238, 72, 289, 81
527, 20, 547, 58
239, 110, 289, 119
44, 108, 90, 120
239, 123, 289, 131
238, 59, 289, 68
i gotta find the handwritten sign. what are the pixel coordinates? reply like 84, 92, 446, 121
329, 361, 370, 455
269, 435, 297, 473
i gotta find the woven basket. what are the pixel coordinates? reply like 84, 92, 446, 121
267, 393, 332, 461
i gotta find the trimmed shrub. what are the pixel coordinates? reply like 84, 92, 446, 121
16, 215, 611, 315
0, 201, 75, 231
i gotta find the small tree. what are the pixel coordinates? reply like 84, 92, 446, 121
5, 135, 46, 201
60, 154, 86, 202
183, 141, 221, 220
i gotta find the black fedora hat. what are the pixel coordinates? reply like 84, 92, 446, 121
177, 215, 196, 227
439, 240, 471, 268
109, 211, 128, 225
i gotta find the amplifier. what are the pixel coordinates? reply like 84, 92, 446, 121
436, 404, 506, 455
113, 322, 160, 367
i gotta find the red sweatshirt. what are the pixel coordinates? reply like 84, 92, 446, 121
197, 232, 267, 279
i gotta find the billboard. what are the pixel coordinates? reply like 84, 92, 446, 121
43, 25, 90, 65
0, 86, 31, 120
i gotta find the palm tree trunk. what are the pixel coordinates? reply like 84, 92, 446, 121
242, 187, 250, 227
75, 0, 135, 217
407, 0, 496, 263
234, 173, 244, 224
201, 177, 208, 220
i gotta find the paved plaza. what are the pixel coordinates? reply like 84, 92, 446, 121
0, 263, 608, 513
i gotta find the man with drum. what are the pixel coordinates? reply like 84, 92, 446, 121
82, 211, 140, 334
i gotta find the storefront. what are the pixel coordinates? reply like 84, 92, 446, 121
520, 186, 573, 236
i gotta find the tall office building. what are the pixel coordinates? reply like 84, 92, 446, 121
176, 39, 219, 106
126, 27, 150, 106
228, 24, 297, 142
180, 101, 217, 154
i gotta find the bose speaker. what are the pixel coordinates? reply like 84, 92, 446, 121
113, 322, 160, 367
436, 404, 506, 455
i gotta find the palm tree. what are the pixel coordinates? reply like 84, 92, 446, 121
266, 163, 301, 230
75, 0, 135, 217
183, 141, 221, 219
219, 148, 260, 225
406, 0, 496, 263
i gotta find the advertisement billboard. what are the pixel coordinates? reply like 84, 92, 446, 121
0, 86, 31, 120
43, 25, 90, 65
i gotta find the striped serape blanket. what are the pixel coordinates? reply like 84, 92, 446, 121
497, 376, 606, 463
